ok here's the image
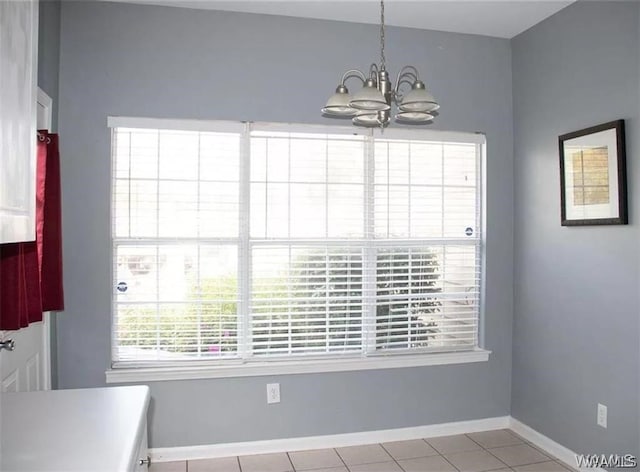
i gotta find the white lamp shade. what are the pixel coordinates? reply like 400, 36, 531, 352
399, 87, 439, 113
395, 111, 434, 123
322, 89, 357, 116
352, 111, 381, 127
350, 81, 390, 111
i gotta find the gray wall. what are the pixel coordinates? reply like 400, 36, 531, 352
512, 1, 640, 456
56, 1, 514, 447
38, 0, 61, 132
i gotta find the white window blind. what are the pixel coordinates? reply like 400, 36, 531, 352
110, 118, 483, 367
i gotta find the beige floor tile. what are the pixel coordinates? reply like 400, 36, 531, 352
335, 444, 392, 466
489, 444, 550, 467
239, 452, 293, 472
514, 461, 571, 472
427, 434, 483, 454
296, 468, 348, 472
149, 461, 187, 472
467, 430, 523, 448
288, 449, 344, 470
381, 439, 438, 460
397, 455, 458, 472
444, 449, 509, 472
348, 461, 403, 472
188, 456, 240, 472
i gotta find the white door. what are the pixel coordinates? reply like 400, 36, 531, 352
0, 88, 53, 394
0, 0, 38, 244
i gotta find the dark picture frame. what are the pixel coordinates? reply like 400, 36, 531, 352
559, 120, 627, 226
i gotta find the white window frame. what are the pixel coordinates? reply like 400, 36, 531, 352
105, 116, 490, 383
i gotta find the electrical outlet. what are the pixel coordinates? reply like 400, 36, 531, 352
266, 383, 280, 404
597, 403, 607, 428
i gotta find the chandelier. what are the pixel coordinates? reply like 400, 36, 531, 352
321, 0, 439, 128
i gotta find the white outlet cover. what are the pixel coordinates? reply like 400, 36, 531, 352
266, 383, 280, 404
597, 403, 607, 428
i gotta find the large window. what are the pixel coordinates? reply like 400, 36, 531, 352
110, 118, 484, 369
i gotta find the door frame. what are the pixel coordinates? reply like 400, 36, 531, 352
0, 88, 54, 391
37, 86, 53, 390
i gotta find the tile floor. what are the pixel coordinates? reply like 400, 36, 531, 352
149, 429, 575, 472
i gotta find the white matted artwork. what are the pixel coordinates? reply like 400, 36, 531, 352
559, 120, 627, 226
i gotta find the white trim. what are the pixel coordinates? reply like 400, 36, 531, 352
108, 119, 485, 378
250, 121, 371, 137
41, 313, 51, 390
509, 417, 603, 472
374, 128, 486, 145
478, 141, 487, 347
37, 88, 53, 131
251, 121, 486, 144
107, 116, 245, 133
150, 415, 510, 463
37, 87, 53, 131
106, 348, 490, 383
107, 116, 485, 145
36, 88, 53, 391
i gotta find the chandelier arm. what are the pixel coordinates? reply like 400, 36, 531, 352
369, 63, 380, 80
340, 69, 367, 85
393, 77, 415, 100
393, 66, 419, 94
400, 65, 419, 78
394, 77, 415, 101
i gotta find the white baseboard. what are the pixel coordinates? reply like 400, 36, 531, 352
509, 418, 604, 472
151, 416, 598, 469
150, 416, 510, 463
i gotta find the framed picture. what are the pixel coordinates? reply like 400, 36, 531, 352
559, 120, 627, 226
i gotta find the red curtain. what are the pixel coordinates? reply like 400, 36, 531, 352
0, 132, 65, 330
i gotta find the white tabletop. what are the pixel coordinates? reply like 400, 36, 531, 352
1, 385, 150, 472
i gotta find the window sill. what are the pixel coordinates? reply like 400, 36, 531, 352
105, 349, 491, 383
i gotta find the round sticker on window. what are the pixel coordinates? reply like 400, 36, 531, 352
116, 282, 128, 293
465, 227, 474, 236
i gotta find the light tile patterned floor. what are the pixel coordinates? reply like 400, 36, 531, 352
149, 429, 575, 472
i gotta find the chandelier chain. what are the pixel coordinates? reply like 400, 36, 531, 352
380, 0, 385, 70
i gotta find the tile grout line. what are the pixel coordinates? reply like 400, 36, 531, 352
285, 451, 295, 472
393, 454, 409, 472
377, 441, 404, 471
464, 431, 486, 449
439, 451, 464, 472
480, 432, 557, 471
440, 432, 509, 471
452, 431, 522, 471
481, 444, 518, 470
378, 441, 464, 472
334, 445, 351, 471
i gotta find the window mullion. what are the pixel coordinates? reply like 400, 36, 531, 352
238, 123, 252, 360
155, 131, 161, 355
363, 133, 376, 355
196, 133, 202, 357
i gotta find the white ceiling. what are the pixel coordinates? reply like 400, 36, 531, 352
108, 0, 574, 39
